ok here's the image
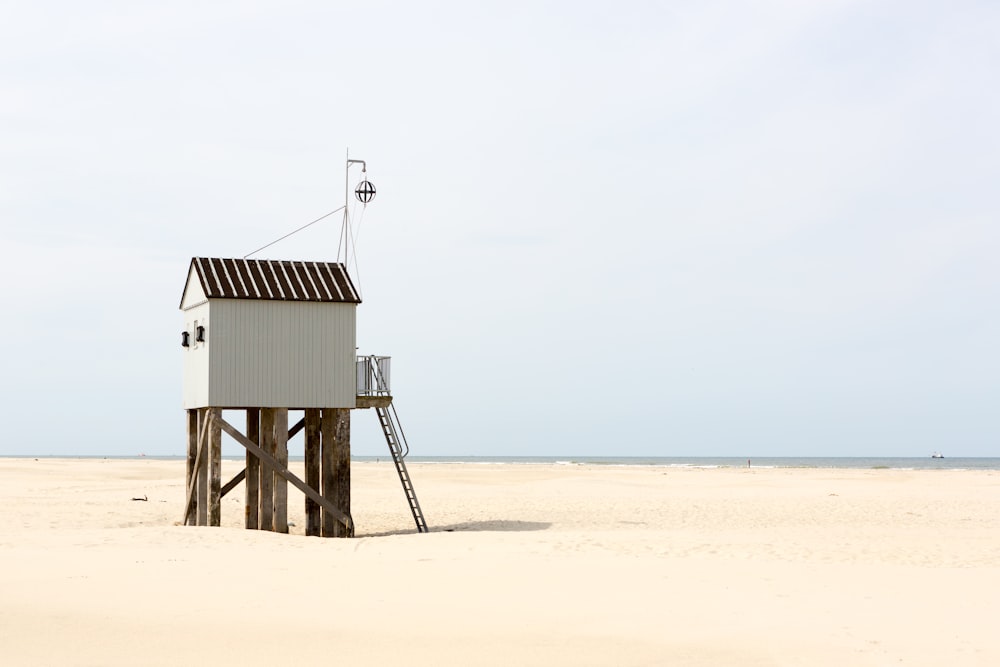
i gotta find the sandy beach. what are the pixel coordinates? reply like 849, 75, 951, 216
1, 459, 998, 666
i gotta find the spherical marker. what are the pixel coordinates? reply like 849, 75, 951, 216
355, 180, 376, 204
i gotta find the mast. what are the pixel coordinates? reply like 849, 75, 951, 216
339, 148, 369, 266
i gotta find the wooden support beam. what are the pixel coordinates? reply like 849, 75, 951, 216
245, 408, 260, 530
184, 410, 198, 526
260, 409, 275, 530
221, 468, 246, 499
332, 408, 351, 538
183, 409, 210, 526
322, 408, 353, 538
272, 408, 288, 533
304, 409, 321, 536
221, 408, 302, 504
287, 417, 305, 441
217, 417, 353, 532
320, 408, 335, 537
184, 408, 308, 528
196, 408, 209, 526
208, 407, 222, 527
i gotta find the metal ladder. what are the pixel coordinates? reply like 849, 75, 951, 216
376, 404, 428, 533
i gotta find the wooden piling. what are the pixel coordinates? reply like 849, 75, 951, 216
185, 409, 198, 526
333, 408, 352, 537
209, 407, 222, 527
272, 408, 288, 533
196, 408, 209, 526
322, 407, 352, 538
260, 408, 275, 530
320, 408, 336, 537
184, 405, 356, 537
245, 408, 260, 529
304, 408, 321, 536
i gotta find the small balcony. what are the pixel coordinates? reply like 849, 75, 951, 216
356, 355, 392, 408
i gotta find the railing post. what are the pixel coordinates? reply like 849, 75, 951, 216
377, 356, 391, 394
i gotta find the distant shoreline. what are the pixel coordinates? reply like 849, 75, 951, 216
4, 454, 1000, 471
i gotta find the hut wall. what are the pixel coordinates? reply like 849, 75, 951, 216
192, 299, 356, 408
181, 301, 211, 409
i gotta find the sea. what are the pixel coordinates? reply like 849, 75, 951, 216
362, 456, 1000, 470
17, 455, 1000, 470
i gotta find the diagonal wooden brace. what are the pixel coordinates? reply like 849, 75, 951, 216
219, 416, 308, 499
217, 416, 354, 534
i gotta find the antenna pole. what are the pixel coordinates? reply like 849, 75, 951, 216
340, 148, 348, 264
340, 149, 368, 265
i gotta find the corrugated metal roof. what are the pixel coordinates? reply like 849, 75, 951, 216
184, 257, 361, 304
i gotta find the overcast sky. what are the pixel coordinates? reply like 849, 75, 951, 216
2, 1, 998, 457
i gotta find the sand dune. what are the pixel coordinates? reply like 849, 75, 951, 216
1, 459, 998, 666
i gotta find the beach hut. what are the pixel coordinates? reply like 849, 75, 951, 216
179, 256, 426, 537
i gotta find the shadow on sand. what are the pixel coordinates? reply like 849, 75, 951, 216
435, 519, 551, 533
362, 519, 551, 537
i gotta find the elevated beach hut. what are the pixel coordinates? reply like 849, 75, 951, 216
179, 256, 425, 537
180, 257, 360, 410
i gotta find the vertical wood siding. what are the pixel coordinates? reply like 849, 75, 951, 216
199, 300, 356, 408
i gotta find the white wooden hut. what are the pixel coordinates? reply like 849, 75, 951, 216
179, 257, 361, 409
178, 256, 426, 538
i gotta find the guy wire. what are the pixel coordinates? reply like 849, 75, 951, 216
244, 205, 346, 259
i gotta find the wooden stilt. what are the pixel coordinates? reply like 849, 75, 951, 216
245, 408, 260, 529
322, 408, 353, 538
209, 407, 222, 527
320, 408, 336, 537
304, 409, 321, 536
196, 408, 209, 526
273, 408, 288, 533
184, 405, 356, 536
185, 409, 198, 526
332, 408, 352, 537
259, 408, 275, 530
183, 411, 210, 526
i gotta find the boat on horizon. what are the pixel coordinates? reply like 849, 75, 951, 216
931, 452, 944, 459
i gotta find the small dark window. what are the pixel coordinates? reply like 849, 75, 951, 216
196, 325, 206, 343
181, 331, 190, 348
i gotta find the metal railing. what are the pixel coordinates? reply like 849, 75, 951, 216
356, 355, 391, 395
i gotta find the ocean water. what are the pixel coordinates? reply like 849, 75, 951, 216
10, 455, 1000, 470
354, 455, 1000, 471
